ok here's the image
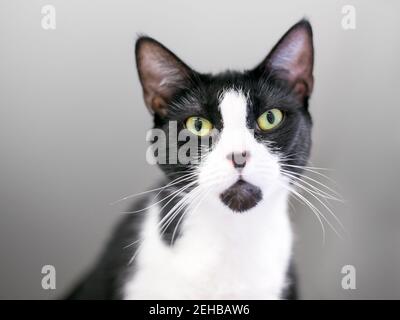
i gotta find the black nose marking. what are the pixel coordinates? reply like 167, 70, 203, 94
220, 179, 262, 212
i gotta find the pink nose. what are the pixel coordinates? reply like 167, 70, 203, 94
226, 151, 250, 170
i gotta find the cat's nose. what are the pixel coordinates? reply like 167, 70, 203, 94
226, 151, 250, 170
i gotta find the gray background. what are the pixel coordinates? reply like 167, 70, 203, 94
1, 0, 399, 299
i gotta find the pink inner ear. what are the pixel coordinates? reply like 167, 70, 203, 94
136, 38, 192, 115
292, 81, 308, 99
266, 22, 314, 97
284, 46, 314, 97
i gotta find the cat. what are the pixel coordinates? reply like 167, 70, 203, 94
68, 19, 314, 300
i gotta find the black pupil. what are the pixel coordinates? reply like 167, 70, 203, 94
266, 111, 275, 124
194, 118, 203, 131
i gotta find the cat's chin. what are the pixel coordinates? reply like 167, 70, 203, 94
219, 179, 263, 213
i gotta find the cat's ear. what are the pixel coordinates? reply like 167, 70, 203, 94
254, 20, 314, 101
135, 37, 193, 116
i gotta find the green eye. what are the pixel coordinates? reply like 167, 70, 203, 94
185, 116, 213, 136
257, 108, 284, 131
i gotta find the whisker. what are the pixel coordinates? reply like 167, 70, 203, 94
160, 186, 205, 240
288, 184, 343, 239
171, 187, 213, 245
110, 171, 198, 205
122, 180, 198, 214
285, 177, 346, 234
255, 165, 344, 240
280, 169, 342, 201
159, 177, 223, 236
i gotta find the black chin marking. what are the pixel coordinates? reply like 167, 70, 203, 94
219, 179, 263, 213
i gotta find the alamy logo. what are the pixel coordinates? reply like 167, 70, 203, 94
341, 264, 356, 290
41, 5, 56, 30
145, 122, 218, 165
41, 265, 56, 290
341, 5, 356, 30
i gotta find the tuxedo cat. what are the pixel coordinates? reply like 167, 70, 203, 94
68, 19, 314, 300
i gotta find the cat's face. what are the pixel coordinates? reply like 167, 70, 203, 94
136, 20, 314, 213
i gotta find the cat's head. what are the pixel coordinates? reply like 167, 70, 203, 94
136, 20, 314, 213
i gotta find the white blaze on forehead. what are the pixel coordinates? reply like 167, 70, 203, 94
219, 89, 248, 132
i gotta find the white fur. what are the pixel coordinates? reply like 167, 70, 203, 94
123, 89, 292, 299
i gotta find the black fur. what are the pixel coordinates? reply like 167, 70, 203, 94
220, 179, 263, 212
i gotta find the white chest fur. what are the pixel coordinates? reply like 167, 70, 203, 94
123, 190, 292, 300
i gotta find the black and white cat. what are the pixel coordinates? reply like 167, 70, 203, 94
69, 20, 314, 300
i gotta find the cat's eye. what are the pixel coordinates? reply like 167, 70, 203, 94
257, 108, 284, 131
185, 116, 213, 137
